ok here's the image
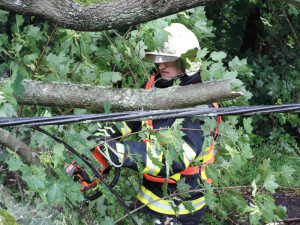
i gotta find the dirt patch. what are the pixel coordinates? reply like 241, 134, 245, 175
274, 191, 300, 224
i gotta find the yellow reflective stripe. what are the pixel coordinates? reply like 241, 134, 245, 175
201, 170, 208, 180
142, 142, 162, 176
183, 154, 190, 169
195, 147, 210, 162
119, 122, 132, 141
203, 150, 214, 163
170, 173, 181, 181
137, 186, 205, 215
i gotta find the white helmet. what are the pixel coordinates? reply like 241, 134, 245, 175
143, 23, 201, 75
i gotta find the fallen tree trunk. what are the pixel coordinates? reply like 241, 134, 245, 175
0, 0, 214, 31
13, 79, 242, 112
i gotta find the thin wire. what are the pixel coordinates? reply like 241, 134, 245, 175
0, 104, 299, 127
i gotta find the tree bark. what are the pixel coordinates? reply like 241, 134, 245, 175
11, 79, 242, 111
0, 128, 42, 166
0, 0, 215, 31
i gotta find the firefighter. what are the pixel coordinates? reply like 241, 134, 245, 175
92, 23, 220, 225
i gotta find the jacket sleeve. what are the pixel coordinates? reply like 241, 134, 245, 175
104, 117, 207, 177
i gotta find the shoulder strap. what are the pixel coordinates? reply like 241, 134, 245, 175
145, 76, 156, 90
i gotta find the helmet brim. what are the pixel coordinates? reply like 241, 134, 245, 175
143, 53, 179, 63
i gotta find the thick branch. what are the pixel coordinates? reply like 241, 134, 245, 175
0, 0, 215, 31
0, 128, 41, 166
12, 79, 242, 111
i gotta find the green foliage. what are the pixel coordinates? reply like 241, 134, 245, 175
0, 0, 299, 224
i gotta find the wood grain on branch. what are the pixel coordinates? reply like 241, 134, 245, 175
0, 0, 215, 31
9, 79, 242, 111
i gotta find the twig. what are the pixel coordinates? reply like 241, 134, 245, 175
279, 0, 300, 50
69, 38, 82, 81
14, 172, 24, 202
215, 205, 238, 225
112, 30, 150, 88
31, 24, 58, 80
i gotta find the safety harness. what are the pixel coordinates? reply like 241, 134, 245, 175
143, 75, 221, 184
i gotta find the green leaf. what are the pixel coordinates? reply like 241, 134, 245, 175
229, 56, 253, 77
241, 142, 253, 159
258, 159, 270, 180
177, 178, 190, 198
182, 200, 195, 214
276, 206, 287, 220
260, 194, 276, 222
7, 157, 23, 171
264, 174, 279, 194
53, 143, 66, 167
102, 216, 114, 225
210, 51, 227, 61
12, 66, 26, 98
243, 118, 253, 134
26, 25, 42, 41
99, 72, 122, 86
104, 99, 112, 114
0, 10, 9, 23
181, 48, 198, 69
47, 183, 65, 204
206, 163, 219, 186
279, 165, 295, 184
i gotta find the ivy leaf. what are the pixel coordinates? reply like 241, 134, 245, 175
264, 174, 279, 194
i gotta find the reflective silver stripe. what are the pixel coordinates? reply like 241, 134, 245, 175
148, 145, 161, 175
122, 122, 131, 135
182, 143, 196, 161
138, 189, 175, 211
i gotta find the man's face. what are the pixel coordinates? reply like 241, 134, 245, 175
157, 61, 184, 80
